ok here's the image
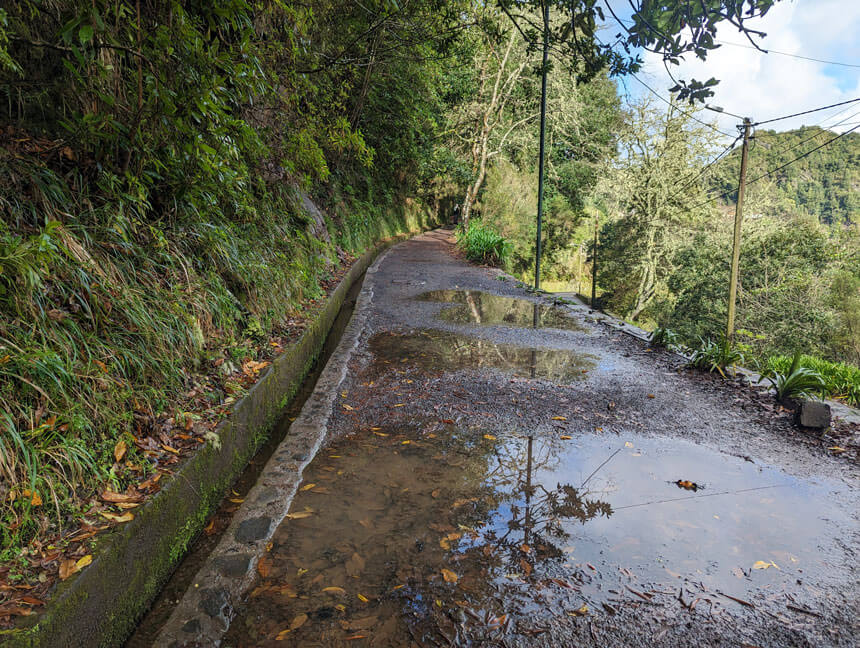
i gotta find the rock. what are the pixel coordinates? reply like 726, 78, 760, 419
799, 400, 831, 429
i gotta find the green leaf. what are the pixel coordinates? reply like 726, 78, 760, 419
78, 25, 94, 45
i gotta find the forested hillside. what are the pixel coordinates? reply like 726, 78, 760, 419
709, 126, 860, 225
0, 0, 467, 554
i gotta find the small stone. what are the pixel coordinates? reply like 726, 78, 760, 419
235, 517, 271, 543
799, 400, 831, 429
198, 587, 230, 618
213, 553, 252, 578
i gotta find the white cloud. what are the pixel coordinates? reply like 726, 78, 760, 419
635, 0, 860, 134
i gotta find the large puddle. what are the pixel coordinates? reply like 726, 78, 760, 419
368, 330, 597, 382
224, 423, 854, 646
417, 290, 586, 332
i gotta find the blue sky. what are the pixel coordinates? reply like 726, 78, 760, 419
602, 0, 860, 134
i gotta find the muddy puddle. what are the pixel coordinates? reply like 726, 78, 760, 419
224, 423, 854, 647
367, 330, 597, 382
417, 290, 586, 332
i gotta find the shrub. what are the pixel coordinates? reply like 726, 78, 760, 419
760, 351, 826, 404
766, 354, 860, 407
688, 337, 745, 377
456, 219, 510, 267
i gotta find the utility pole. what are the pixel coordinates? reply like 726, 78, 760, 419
591, 211, 599, 308
533, 0, 550, 291
726, 118, 751, 344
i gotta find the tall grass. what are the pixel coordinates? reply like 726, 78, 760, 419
456, 219, 510, 267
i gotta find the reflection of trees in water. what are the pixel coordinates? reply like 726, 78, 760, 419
418, 289, 582, 331
483, 435, 612, 562
368, 330, 595, 382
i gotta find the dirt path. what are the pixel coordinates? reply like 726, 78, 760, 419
157, 230, 859, 647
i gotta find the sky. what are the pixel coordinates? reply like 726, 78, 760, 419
606, 0, 860, 136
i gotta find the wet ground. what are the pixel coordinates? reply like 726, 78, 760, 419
159, 231, 859, 647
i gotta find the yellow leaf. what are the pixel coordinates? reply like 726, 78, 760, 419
286, 511, 313, 520
552, 416, 567, 421
290, 613, 308, 630
300, 483, 316, 491
322, 586, 346, 594
99, 511, 134, 523
752, 560, 778, 570
76, 555, 93, 570
335, 604, 346, 611
828, 446, 846, 453
483, 434, 496, 440
401, 440, 411, 445
342, 404, 355, 411
114, 439, 127, 463
373, 431, 388, 437
357, 593, 369, 602
624, 442, 634, 448
568, 604, 588, 617
441, 568, 458, 583
560, 435, 572, 440
393, 404, 405, 407
229, 497, 245, 504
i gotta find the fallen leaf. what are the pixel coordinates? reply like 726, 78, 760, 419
392, 404, 405, 408
114, 439, 127, 462
322, 586, 347, 595
624, 442, 634, 448
441, 419, 455, 424
99, 511, 134, 523
286, 511, 313, 520
828, 446, 846, 453
647, 394, 656, 399
257, 556, 271, 578
59, 559, 77, 581
752, 560, 778, 570
300, 483, 316, 491
568, 604, 588, 617
161, 444, 180, 455
290, 613, 308, 630
229, 497, 245, 504
100, 490, 142, 504
401, 440, 411, 445
342, 404, 355, 411
552, 416, 567, 421
357, 593, 370, 603
441, 568, 458, 583
275, 629, 291, 641
483, 434, 496, 441
75, 555, 93, 570
560, 435, 572, 440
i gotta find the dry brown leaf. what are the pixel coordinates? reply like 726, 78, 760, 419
257, 556, 272, 578
99, 511, 134, 523
113, 439, 127, 462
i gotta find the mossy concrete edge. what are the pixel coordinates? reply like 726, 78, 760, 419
0, 233, 412, 648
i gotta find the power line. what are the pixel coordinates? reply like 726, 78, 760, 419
754, 109, 860, 158
715, 40, 860, 69
668, 133, 742, 200
688, 122, 860, 210
627, 72, 735, 138
754, 97, 860, 127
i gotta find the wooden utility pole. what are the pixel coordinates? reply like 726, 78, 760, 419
533, 1, 550, 291
726, 118, 752, 344
591, 211, 599, 307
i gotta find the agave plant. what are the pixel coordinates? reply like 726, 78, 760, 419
760, 351, 825, 403
688, 337, 745, 377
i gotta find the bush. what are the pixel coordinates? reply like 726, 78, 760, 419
688, 337, 745, 377
766, 354, 860, 407
456, 219, 510, 267
760, 351, 826, 404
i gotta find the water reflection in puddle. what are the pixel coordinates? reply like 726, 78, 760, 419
225, 424, 852, 647
368, 330, 596, 382
417, 290, 585, 332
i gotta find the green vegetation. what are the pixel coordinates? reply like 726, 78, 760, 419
0, 0, 453, 553
456, 220, 510, 267
765, 354, 860, 407
688, 338, 745, 377
708, 127, 860, 226
760, 352, 826, 404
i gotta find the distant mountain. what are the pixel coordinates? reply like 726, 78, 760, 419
707, 126, 859, 226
